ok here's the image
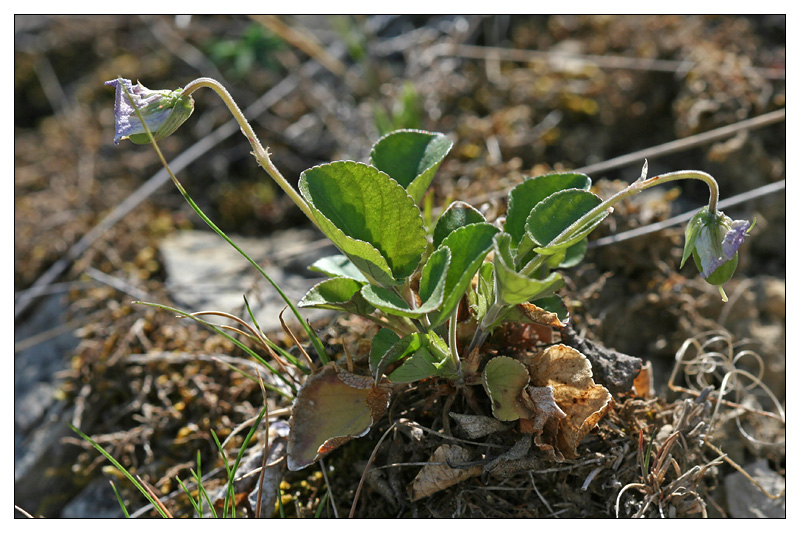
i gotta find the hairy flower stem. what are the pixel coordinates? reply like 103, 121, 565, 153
472, 169, 721, 351
181, 77, 317, 225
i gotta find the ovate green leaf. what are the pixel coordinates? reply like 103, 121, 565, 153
299, 161, 427, 286
308, 254, 368, 282
369, 328, 401, 376
298, 277, 375, 316
428, 223, 499, 328
525, 188, 607, 254
432, 201, 485, 249
505, 173, 592, 247
369, 129, 454, 203
360, 246, 450, 318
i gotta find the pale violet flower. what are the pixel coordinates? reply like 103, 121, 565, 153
105, 78, 194, 145
681, 206, 752, 284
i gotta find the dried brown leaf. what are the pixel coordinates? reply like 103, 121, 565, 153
517, 301, 565, 328
528, 344, 613, 459
449, 412, 510, 439
409, 445, 482, 501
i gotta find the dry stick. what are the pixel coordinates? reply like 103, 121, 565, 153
704, 441, 785, 500
252, 15, 348, 78
14, 52, 332, 321
255, 371, 270, 519
436, 42, 786, 80
349, 421, 399, 518
318, 457, 340, 518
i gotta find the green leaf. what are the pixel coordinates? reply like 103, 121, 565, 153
298, 277, 374, 316
372, 331, 455, 383
526, 188, 607, 254
387, 347, 439, 383
427, 223, 499, 328
493, 233, 565, 306
505, 173, 592, 246
681, 206, 711, 268
482, 356, 531, 421
372, 332, 425, 381
557, 238, 588, 268
418, 245, 451, 307
369, 328, 401, 376
287, 363, 391, 470
360, 246, 450, 318
468, 261, 495, 323
308, 254, 368, 282
432, 201, 485, 249
299, 161, 427, 286
369, 129, 453, 203
530, 295, 569, 323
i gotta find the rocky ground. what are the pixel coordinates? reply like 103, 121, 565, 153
14, 15, 785, 518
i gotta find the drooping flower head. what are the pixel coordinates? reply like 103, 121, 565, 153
681, 206, 753, 292
105, 78, 194, 145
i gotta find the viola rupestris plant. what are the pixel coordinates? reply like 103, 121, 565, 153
106, 77, 751, 471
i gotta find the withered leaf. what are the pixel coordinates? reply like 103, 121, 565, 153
528, 344, 613, 459
449, 412, 509, 439
517, 301, 565, 328
287, 363, 391, 471
525, 385, 567, 433
633, 360, 654, 398
410, 445, 482, 501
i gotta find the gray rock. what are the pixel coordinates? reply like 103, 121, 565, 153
724, 459, 785, 518
158, 228, 337, 333
14, 293, 82, 516
60, 477, 125, 518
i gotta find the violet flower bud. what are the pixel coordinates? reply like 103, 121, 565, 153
681, 206, 752, 286
105, 78, 194, 145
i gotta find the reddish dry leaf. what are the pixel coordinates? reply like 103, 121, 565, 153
287, 363, 391, 471
633, 360, 654, 398
409, 444, 482, 501
517, 301, 565, 328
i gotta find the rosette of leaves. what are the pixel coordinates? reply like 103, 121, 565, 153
289, 130, 506, 469
287, 131, 615, 470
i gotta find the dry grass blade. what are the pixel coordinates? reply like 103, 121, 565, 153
279, 306, 316, 372
136, 475, 173, 518
190, 309, 295, 377
705, 441, 785, 500
14, 505, 35, 518
255, 371, 270, 518
349, 421, 398, 518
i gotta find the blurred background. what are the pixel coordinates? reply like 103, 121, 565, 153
14, 15, 785, 517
